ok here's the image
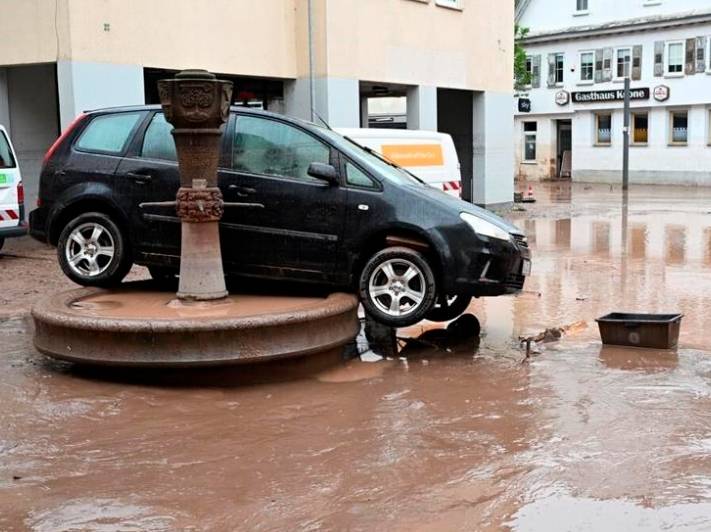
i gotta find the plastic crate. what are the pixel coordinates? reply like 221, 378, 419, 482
596, 313, 683, 349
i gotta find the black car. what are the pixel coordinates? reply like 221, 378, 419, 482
30, 105, 530, 327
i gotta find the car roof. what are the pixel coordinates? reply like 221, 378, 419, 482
83, 104, 321, 130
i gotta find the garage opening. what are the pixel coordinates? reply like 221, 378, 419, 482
437, 88, 473, 202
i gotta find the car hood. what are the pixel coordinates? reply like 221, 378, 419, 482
409, 184, 524, 236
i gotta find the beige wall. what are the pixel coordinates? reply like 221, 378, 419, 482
0, 0, 513, 93
323, 0, 513, 93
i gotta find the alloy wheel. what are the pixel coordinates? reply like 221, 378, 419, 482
64, 222, 116, 277
368, 258, 426, 317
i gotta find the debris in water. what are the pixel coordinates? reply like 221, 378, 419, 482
519, 321, 588, 361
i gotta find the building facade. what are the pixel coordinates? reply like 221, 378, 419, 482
0, 0, 514, 208
515, 0, 711, 185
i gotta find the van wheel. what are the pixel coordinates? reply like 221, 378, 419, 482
426, 295, 473, 322
359, 246, 436, 328
57, 212, 132, 287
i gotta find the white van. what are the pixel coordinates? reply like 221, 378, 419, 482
336, 128, 462, 197
0, 125, 27, 250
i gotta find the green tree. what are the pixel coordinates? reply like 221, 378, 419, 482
514, 24, 531, 91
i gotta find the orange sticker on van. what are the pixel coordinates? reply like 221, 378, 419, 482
381, 144, 444, 167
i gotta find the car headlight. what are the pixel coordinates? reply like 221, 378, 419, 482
460, 212, 512, 242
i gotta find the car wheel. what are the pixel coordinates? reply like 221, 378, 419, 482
57, 212, 132, 287
425, 295, 473, 322
359, 246, 436, 328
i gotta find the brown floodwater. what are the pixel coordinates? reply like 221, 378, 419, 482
2, 182, 711, 530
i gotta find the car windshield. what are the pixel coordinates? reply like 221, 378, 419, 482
0, 131, 16, 169
317, 128, 424, 186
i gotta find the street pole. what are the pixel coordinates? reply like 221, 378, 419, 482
622, 76, 630, 191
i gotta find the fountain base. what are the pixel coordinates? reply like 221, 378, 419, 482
32, 282, 360, 367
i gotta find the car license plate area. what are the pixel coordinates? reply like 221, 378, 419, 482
521, 259, 531, 276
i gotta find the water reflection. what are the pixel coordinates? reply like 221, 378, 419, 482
665, 226, 686, 265
629, 224, 647, 259
592, 221, 610, 255
555, 219, 571, 249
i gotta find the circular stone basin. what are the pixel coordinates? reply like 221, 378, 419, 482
32, 283, 360, 367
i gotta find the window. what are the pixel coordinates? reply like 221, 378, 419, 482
596, 113, 612, 145
523, 122, 537, 161
141, 113, 177, 161
0, 131, 16, 169
525, 56, 533, 86
232, 116, 330, 180
616, 48, 631, 79
670, 111, 688, 144
554, 53, 565, 84
632, 113, 648, 144
580, 51, 595, 82
666, 41, 684, 74
435, 0, 462, 8
346, 162, 376, 188
74, 112, 143, 154
709, 109, 711, 145
576, 0, 588, 11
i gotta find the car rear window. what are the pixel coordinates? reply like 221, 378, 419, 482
75, 112, 143, 155
0, 131, 16, 169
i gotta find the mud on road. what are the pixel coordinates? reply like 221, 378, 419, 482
2, 182, 711, 530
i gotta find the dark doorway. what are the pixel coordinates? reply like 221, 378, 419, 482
556, 119, 572, 179
143, 68, 284, 113
437, 89, 473, 202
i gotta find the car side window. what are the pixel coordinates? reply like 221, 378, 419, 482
141, 113, 177, 161
346, 161, 376, 189
75, 112, 143, 155
232, 116, 329, 180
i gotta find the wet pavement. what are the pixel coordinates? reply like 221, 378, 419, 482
2, 182, 711, 530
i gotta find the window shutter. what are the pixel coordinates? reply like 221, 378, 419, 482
594, 49, 603, 83
547, 54, 556, 87
685, 38, 696, 75
531, 55, 541, 88
632, 45, 643, 80
602, 47, 613, 82
654, 41, 664, 77
696, 37, 707, 73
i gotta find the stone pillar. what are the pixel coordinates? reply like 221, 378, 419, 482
57, 60, 144, 131
158, 70, 232, 301
407, 85, 437, 131
285, 77, 359, 127
472, 90, 514, 207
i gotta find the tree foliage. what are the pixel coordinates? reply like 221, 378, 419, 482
514, 24, 531, 91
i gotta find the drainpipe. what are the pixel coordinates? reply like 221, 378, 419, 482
308, 0, 316, 122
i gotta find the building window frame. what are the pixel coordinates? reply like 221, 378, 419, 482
523, 121, 538, 163
669, 110, 689, 145
615, 47, 632, 80
574, 0, 589, 15
632, 112, 649, 145
595, 112, 612, 146
665, 40, 685, 77
434, 0, 463, 10
524, 55, 533, 88
579, 50, 595, 84
554, 53, 565, 85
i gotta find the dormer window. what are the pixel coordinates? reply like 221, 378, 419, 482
575, 0, 589, 14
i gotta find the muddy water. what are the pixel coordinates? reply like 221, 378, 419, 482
2, 183, 711, 530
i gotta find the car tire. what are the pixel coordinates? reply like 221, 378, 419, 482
359, 246, 436, 328
57, 212, 132, 287
425, 294, 473, 322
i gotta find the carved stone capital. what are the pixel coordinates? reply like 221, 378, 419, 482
176, 187, 224, 223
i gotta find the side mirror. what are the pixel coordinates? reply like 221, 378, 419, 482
307, 162, 339, 185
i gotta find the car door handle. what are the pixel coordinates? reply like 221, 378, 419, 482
127, 172, 153, 184
228, 184, 256, 197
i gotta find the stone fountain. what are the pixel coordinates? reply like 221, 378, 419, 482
32, 70, 359, 367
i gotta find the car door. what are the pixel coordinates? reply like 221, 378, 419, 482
0, 128, 22, 232
220, 113, 347, 282
115, 111, 184, 257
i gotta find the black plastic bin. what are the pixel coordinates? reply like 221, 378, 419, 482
596, 313, 683, 349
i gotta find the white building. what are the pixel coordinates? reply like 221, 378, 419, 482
514, 0, 711, 185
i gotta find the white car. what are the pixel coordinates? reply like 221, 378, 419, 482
0, 125, 27, 250
335, 128, 462, 197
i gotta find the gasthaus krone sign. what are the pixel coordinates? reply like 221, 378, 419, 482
571, 88, 650, 103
